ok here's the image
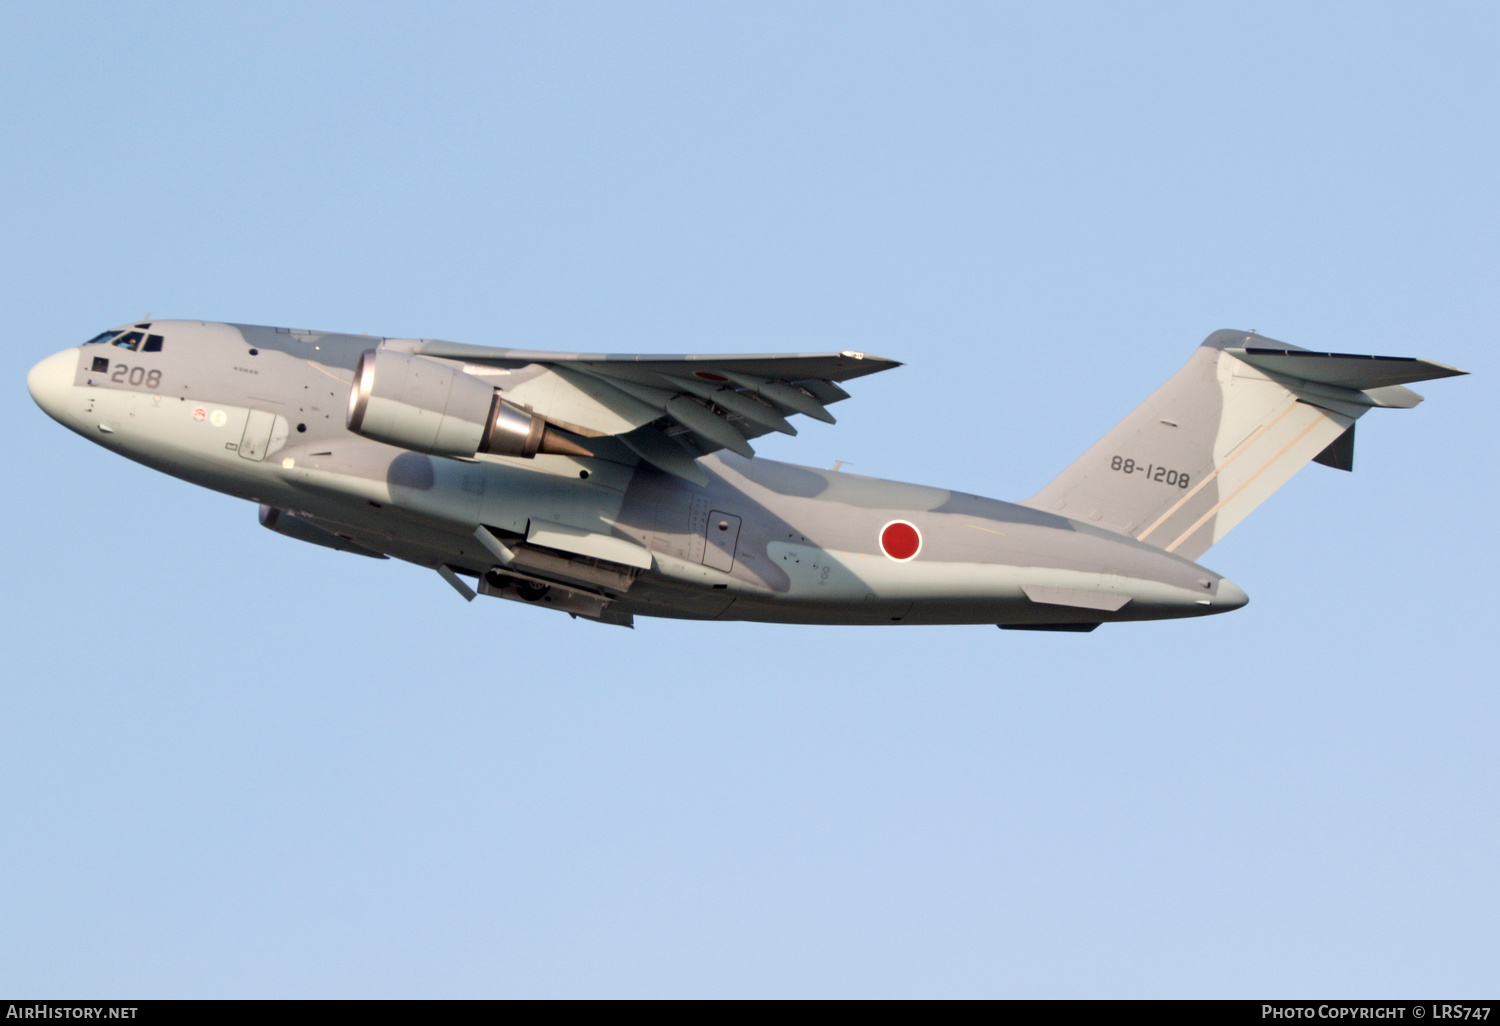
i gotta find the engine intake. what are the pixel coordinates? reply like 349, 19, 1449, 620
346, 349, 591, 459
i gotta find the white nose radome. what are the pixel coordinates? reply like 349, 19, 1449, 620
27, 348, 78, 422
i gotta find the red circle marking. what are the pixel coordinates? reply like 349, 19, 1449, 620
880, 521, 921, 561
693, 370, 730, 382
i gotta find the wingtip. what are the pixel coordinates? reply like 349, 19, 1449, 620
1428, 360, 1469, 378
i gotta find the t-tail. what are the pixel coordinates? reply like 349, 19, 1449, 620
1021, 330, 1466, 560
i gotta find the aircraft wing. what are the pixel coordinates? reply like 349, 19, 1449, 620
411, 339, 901, 484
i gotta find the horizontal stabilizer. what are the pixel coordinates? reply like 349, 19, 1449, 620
1227, 347, 1467, 390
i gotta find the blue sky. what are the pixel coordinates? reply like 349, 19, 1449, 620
1, 2, 1495, 997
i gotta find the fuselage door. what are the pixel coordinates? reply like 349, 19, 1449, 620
703, 511, 742, 572
239, 409, 276, 462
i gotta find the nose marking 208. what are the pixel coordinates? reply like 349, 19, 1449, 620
110, 365, 161, 390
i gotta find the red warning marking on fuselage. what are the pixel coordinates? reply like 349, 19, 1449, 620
880, 520, 921, 561
693, 370, 730, 382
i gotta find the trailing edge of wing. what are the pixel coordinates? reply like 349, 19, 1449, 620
724, 372, 836, 423
408, 338, 901, 462
662, 375, 797, 435
617, 425, 709, 485
570, 367, 758, 457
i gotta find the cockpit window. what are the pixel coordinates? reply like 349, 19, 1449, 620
112, 331, 144, 351
142, 334, 164, 352
83, 330, 122, 346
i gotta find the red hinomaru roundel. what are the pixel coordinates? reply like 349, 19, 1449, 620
880, 520, 922, 561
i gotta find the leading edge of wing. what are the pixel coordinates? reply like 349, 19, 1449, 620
412, 339, 902, 383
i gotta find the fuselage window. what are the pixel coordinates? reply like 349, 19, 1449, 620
142, 334, 164, 352
112, 331, 144, 351
83, 331, 122, 346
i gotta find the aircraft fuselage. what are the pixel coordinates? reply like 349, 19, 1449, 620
28, 320, 1246, 628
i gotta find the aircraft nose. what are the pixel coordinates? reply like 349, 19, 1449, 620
27, 348, 78, 422
1215, 577, 1249, 610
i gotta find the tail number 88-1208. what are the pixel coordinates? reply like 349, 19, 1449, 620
1112, 455, 1190, 488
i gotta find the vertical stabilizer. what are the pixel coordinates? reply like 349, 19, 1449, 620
1021, 330, 1464, 560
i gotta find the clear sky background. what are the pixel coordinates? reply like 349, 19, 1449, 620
1, 1, 1495, 998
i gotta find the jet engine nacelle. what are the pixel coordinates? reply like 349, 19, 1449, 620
346, 349, 590, 459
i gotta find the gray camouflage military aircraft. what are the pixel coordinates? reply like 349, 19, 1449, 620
28, 321, 1464, 630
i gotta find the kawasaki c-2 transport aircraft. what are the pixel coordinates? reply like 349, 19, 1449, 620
27, 323, 1464, 630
